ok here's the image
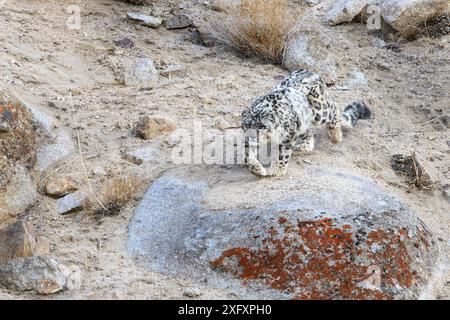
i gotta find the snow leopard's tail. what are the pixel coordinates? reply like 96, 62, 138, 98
341, 101, 372, 128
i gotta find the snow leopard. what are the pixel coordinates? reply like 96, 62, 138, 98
242, 69, 372, 177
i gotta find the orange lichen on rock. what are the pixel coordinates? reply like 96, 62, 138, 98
210, 215, 426, 300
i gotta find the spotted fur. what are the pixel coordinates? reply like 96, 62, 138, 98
242, 69, 372, 177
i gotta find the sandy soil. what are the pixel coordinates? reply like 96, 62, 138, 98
0, 0, 448, 299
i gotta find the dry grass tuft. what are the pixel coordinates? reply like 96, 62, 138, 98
87, 174, 144, 216
210, 0, 299, 63
390, 153, 435, 190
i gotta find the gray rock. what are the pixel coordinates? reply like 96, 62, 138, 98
381, 0, 450, 36
56, 191, 88, 215
0, 256, 71, 295
0, 165, 38, 222
325, 0, 370, 25
347, 69, 368, 89
443, 188, 450, 203
122, 58, 158, 88
127, 12, 163, 28
122, 146, 156, 165
128, 168, 441, 299
283, 34, 339, 84
114, 38, 135, 49
165, 14, 193, 30
23, 101, 75, 173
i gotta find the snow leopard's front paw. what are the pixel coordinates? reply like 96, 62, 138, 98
266, 164, 288, 177
246, 156, 268, 177
328, 126, 343, 144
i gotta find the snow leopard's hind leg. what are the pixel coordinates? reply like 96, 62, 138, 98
307, 79, 344, 144
325, 102, 344, 144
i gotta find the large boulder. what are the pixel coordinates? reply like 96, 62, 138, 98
283, 33, 340, 84
381, 0, 450, 37
128, 168, 442, 299
0, 91, 38, 222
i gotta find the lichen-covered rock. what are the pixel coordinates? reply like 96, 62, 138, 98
0, 91, 38, 222
208, 212, 433, 299
128, 168, 441, 299
381, 0, 450, 37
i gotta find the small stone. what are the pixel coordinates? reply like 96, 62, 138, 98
123, 57, 158, 88
126, 12, 163, 28
325, 0, 369, 26
114, 38, 135, 49
56, 191, 88, 215
440, 115, 449, 128
159, 64, 187, 78
122, 147, 156, 165
0, 221, 50, 265
183, 287, 202, 298
165, 14, 193, 30
385, 43, 402, 53
45, 177, 78, 198
133, 116, 176, 140
347, 69, 368, 89
443, 188, 450, 203
372, 38, 386, 49
0, 256, 71, 295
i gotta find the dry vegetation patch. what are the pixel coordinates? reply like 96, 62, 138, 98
87, 174, 145, 216
210, 0, 300, 63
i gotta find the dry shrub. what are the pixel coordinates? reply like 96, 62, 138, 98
390, 153, 434, 190
211, 0, 299, 63
88, 174, 144, 216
